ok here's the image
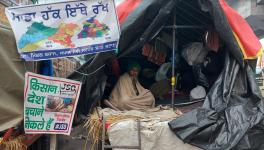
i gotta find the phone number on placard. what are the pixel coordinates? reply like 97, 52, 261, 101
54, 123, 68, 130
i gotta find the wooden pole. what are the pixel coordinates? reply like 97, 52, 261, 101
50, 135, 57, 150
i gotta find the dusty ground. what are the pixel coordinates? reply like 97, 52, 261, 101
57, 125, 92, 150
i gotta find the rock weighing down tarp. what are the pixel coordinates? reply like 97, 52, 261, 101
68, 0, 264, 149
5, 0, 120, 61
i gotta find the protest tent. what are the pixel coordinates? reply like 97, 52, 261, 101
0, 25, 25, 132
68, 0, 264, 149
0, 0, 262, 149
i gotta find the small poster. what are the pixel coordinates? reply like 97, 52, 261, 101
5, 0, 120, 61
24, 72, 81, 135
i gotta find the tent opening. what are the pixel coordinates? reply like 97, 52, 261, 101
102, 0, 226, 109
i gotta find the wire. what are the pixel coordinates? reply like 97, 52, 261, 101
73, 64, 105, 76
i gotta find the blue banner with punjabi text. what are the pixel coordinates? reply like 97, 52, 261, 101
5, 0, 120, 61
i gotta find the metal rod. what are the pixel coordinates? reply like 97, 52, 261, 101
137, 119, 141, 150
172, 12, 176, 111
0, 24, 12, 31
102, 119, 141, 149
104, 146, 140, 149
164, 25, 204, 29
102, 116, 105, 150
50, 135, 57, 150
149, 25, 164, 40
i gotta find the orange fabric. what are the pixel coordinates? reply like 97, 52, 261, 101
219, 0, 262, 59
117, 0, 141, 25
2, 128, 13, 143
142, 43, 167, 65
111, 59, 121, 77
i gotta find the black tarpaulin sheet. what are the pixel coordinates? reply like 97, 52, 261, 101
68, 0, 264, 149
118, 0, 246, 65
68, 52, 114, 115
169, 51, 264, 150
118, 0, 177, 58
68, 0, 246, 115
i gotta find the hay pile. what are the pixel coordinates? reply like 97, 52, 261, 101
0, 136, 27, 150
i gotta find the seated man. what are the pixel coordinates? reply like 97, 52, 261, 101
104, 62, 155, 110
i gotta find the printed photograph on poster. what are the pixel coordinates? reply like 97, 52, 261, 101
24, 72, 82, 135
5, 0, 120, 61
46, 96, 74, 113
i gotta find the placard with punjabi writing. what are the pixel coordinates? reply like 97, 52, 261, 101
24, 72, 81, 135
5, 0, 120, 61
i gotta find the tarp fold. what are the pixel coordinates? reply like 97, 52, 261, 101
169, 51, 264, 150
